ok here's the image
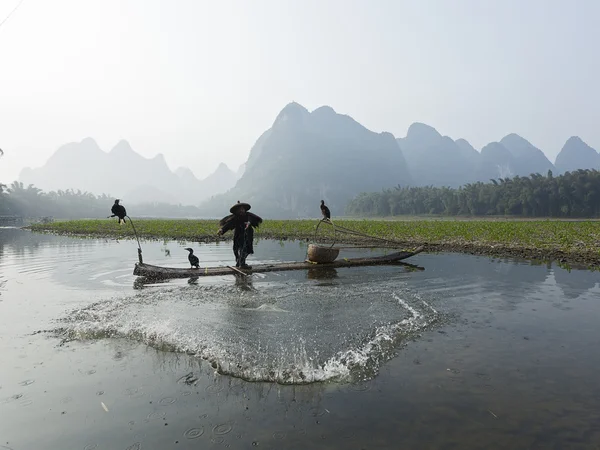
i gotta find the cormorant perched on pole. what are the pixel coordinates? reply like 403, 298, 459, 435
184, 248, 200, 268
110, 199, 127, 225
320, 200, 331, 221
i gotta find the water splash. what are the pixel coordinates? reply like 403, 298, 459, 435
49, 280, 439, 384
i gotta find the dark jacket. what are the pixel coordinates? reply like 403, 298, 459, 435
218, 212, 263, 254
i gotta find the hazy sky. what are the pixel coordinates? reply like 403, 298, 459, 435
1, 0, 599, 183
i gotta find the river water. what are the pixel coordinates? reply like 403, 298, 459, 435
0, 227, 599, 449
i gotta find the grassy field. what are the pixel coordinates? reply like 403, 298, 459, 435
28, 218, 600, 268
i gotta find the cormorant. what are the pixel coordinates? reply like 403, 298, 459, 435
185, 248, 200, 268
320, 200, 331, 221
217, 201, 263, 269
110, 199, 127, 225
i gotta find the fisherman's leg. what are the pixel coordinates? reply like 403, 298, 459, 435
239, 229, 253, 269
239, 250, 250, 269
233, 246, 240, 267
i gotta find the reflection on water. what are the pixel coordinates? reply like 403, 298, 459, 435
307, 266, 339, 281
1, 227, 600, 449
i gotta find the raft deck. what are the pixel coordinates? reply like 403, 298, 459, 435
133, 246, 424, 279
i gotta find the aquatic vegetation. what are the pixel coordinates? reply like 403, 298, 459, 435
29, 218, 600, 264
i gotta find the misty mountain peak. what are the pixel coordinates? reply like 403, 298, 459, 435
311, 105, 336, 116
80, 137, 101, 152
175, 167, 197, 180
498, 133, 555, 176
19, 138, 238, 205
44, 138, 103, 169
274, 102, 310, 126
283, 101, 308, 111
454, 139, 480, 164
110, 139, 135, 155
149, 153, 171, 172
481, 141, 511, 156
478, 142, 517, 179
455, 138, 477, 152
152, 153, 167, 163
565, 136, 586, 147
406, 122, 442, 141
215, 162, 233, 174
555, 136, 599, 173
501, 133, 529, 145
561, 136, 597, 156
500, 133, 536, 154
223, 102, 412, 216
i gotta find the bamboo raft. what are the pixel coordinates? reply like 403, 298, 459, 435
133, 246, 424, 279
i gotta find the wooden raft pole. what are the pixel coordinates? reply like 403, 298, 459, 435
227, 265, 249, 277
133, 246, 424, 279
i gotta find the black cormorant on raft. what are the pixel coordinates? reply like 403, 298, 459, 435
133, 246, 424, 279
110, 199, 127, 224
185, 248, 200, 268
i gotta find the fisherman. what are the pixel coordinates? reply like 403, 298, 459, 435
217, 201, 263, 269
110, 199, 127, 225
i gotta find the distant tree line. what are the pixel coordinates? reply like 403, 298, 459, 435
3, 169, 600, 220
0, 181, 204, 220
346, 170, 600, 218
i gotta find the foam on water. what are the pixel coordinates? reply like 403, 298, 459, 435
50, 278, 439, 384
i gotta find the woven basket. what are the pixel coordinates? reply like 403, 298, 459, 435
306, 244, 340, 263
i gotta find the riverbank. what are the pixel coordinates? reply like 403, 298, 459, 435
28, 218, 600, 269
